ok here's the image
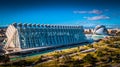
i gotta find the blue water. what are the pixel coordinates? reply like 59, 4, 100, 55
10, 43, 88, 61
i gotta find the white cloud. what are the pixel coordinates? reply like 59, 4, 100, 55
89, 9, 102, 14
73, 9, 102, 14
84, 15, 110, 20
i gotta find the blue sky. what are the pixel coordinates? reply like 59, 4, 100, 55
0, 0, 120, 27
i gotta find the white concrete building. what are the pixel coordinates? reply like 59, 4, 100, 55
92, 25, 109, 41
93, 25, 108, 35
4, 23, 87, 53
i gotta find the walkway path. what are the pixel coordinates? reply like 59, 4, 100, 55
31, 48, 96, 66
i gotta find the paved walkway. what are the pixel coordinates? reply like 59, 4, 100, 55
31, 48, 96, 66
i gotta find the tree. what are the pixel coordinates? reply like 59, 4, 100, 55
96, 51, 104, 57
62, 55, 72, 63
0, 54, 10, 63
88, 44, 93, 48
83, 54, 97, 65
77, 46, 81, 52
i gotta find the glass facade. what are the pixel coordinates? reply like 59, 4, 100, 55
12, 23, 87, 49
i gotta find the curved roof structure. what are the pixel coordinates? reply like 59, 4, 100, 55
93, 25, 108, 35
4, 23, 87, 53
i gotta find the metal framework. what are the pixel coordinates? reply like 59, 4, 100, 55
4, 23, 87, 52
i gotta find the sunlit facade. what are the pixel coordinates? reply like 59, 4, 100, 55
93, 25, 108, 35
4, 23, 87, 52
92, 25, 109, 41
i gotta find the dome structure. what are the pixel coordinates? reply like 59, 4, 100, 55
92, 25, 109, 41
93, 25, 108, 35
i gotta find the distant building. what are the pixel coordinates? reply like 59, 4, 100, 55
108, 29, 120, 35
84, 29, 94, 34
4, 23, 87, 53
93, 25, 108, 35
92, 25, 109, 41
